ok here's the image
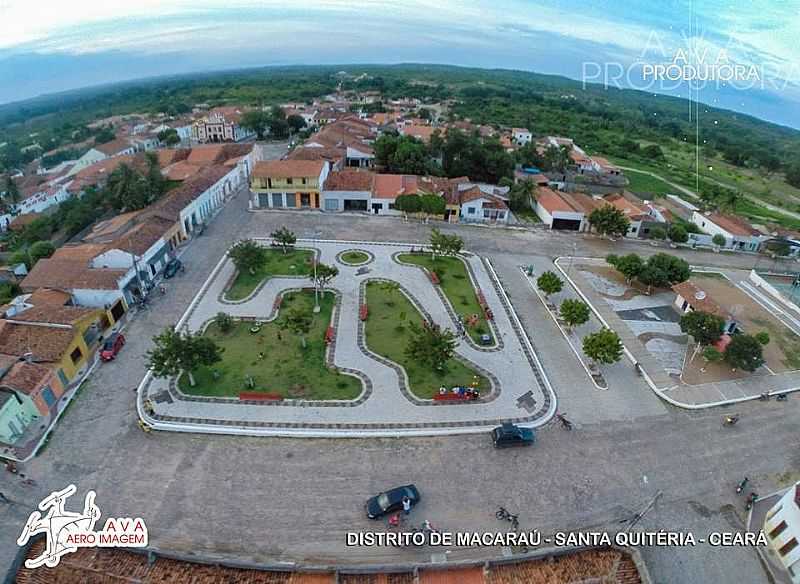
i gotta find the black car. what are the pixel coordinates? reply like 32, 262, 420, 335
163, 258, 182, 279
492, 423, 535, 448
365, 484, 420, 519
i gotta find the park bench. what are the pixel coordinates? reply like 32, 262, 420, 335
239, 392, 283, 402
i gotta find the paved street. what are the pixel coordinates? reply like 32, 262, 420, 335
1, 185, 797, 583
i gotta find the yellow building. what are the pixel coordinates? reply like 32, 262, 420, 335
0, 300, 118, 386
250, 160, 329, 210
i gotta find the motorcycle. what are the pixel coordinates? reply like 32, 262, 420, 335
736, 477, 749, 494
777, 394, 788, 402
746, 492, 758, 511
556, 413, 573, 430
723, 415, 739, 426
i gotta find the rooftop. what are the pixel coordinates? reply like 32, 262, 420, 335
93, 138, 134, 157
672, 280, 732, 319
702, 212, 762, 237
0, 359, 53, 395
323, 169, 375, 192
371, 174, 419, 199
0, 320, 77, 362
252, 160, 326, 180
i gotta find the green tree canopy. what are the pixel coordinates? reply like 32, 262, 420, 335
668, 224, 689, 244
724, 334, 765, 372
607, 253, 644, 283
270, 226, 297, 253
405, 322, 458, 372
679, 310, 725, 346
537, 271, 563, 298
228, 239, 265, 275
588, 205, 630, 238
559, 298, 590, 331
582, 328, 623, 366
147, 328, 223, 387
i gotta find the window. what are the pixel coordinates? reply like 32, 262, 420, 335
780, 537, 798, 557
770, 520, 788, 539
324, 199, 339, 211
41, 387, 57, 407
468, 207, 475, 215
57, 369, 69, 387
286, 178, 293, 185
70, 347, 83, 365
767, 505, 783, 522
388, 203, 395, 210
301, 177, 307, 185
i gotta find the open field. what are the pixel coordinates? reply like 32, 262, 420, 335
178, 290, 362, 399
364, 280, 489, 399
225, 248, 314, 301
396, 253, 493, 344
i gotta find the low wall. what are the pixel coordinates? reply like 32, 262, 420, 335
749, 270, 800, 318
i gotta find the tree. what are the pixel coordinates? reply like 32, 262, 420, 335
267, 106, 290, 139
228, 239, 265, 275
582, 328, 623, 366
442, 233, 463, 256
649, 225, 667, 240
754, 331, 770, 346
419, 194, 446, 219
405, 321, 458, 372
282, 307, 313, 348
157, 128, 181, 146
724, 334, 765, 372
270, 226, 296, 254
147, 328, 223, 387
787, 163, 800, 189
394, 194, 421, 215
608, 253, 643, 284
645, 253, 690, 285
679, 310, 724, 348
287, 114, 306, 133
29, 240, 56, 264
313, 263, 339, 293
3, 176, 19, 206
10, 249, 32, 270
559, 299, 590, 331
507, 180, 535, 212
537, 271, 563, 298
215, 312, 234, 333
240, 110, 270, 140
702, 346, 723, 362
637, 264, 668, 294
588, 205, 630, 238
429, 228, 447, 259
712, 233, 726, 247
668, 224, 689, 244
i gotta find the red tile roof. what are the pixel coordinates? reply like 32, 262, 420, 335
0, 320, 77, 362
536, 187, 577, 214
672, 280, 731, 318
0, 360, 54, 395
252, 160, 326, 179
371, 174, 419, 199
26, 288, 72, 306
93, 138, 134, 157
703, 212, 762, 237
324, 170, 375, 191
21, 257, 126, 292
8, 304, 97, 326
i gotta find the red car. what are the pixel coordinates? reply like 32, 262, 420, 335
100, 333, 126, 361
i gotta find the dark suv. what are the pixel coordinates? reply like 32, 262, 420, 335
492, 423, 535, 448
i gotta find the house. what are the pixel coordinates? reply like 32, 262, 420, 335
0, 355, 44, 444
0, 358, 65, 419
671, 280, 737, 333
512, 128, 532, 145
191, 107, 255, 143
67, 139, 137, 176
287, 145, 346, 171
603, 192, 667, 238
250, 160, 330, 210
398, 125, 436, 143
764, 482, 800, 583
590, 156, 622, 176
321, 169, 374, 212
369, 174, 419, 215
0, 263, 28, 283
0, 301, 114, 387
690, 211, 765, 251
535, 188, 602, 231
458, 185, 510, 224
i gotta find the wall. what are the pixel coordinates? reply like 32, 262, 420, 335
764, 486, 800, 583
0, 393, 39, 443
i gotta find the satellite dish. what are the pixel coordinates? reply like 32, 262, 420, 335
695, 291, 706, 301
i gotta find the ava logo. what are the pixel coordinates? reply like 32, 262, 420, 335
16, 484, 148, 569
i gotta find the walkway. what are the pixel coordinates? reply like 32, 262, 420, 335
138, 240, 556, 436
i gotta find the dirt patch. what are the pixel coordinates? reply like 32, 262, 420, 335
681, 342, 769, 385
692, 275, 800, 373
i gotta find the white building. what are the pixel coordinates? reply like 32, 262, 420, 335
691, 211, 766, 251
512, 128, 532, 145
321, 170, 373, 212
764, 483, 800, 582
457, 184, 510, 224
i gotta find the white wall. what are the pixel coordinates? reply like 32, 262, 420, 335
765, 485, 800, 583
71, 288, 124, 309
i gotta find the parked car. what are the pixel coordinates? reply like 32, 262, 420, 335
492, 423, 535, 448
100, 333, 126, 361
163, 258, 182, 279
365, 484, 420, 519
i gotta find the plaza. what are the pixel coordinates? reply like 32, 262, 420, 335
138, 239, 556, 436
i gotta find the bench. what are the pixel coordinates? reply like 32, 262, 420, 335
433, 392, 479, 402
239, 392, 283, 402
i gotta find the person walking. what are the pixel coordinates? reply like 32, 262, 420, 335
402, 496, 412, 515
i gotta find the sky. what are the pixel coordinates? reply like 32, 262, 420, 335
1, 0, 799, 128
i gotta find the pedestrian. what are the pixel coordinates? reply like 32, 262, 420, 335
402, 496, 411, 515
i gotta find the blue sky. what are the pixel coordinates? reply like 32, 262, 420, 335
2, 0, 799, 127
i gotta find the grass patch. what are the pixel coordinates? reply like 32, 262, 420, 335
179, 291, 361, 399
340, 250, 370, 265
364, 281, 489, 399
397, 253, 493, 344
623, 169, 675, 196
226, 248, 314, 301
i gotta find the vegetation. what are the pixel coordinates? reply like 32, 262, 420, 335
397, 253, 492, 344
582, 328, 624, 366
0, 281, 21, 305
712, 234, 726, 247
147, 328, 224, 387
271, 226, 297, 253
226, 248, 313, 301
536, 271, 563, 299
228, 239, 266, 276
364, 281, 488, 399
339, 250, 370, 265
608, 252, 690, 293
215, 312, 234, 333
588, 206, 630, 238
105, 153, 166, 211
429, 228, 463, 258
559, 299, 590, 331
668, 224, 689, 244
606, 253, 644, 284
405, 321, 458, 372
178, 291, 361, 399
724, 334, 765, 372
679, 311, 725, 347
312, 263, 339, 294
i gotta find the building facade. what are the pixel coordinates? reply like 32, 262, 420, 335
250, 160, 330, 210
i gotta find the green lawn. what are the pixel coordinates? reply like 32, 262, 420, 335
179, 291, 362, 400
339, 250, 370, 265
364, 281, 489, 399
397, 253, 493, 344
226, 248, 314, 300
623, 169, 675, 196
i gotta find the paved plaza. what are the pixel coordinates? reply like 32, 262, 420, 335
139, 240, 556, 436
